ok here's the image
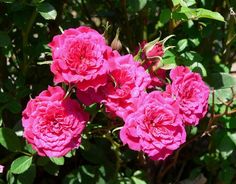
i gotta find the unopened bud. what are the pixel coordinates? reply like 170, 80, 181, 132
111, 28, 122, 51
143, 35, 174, 60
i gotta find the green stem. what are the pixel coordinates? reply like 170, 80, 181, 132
22, 10, 37, 74
223, 0, 235, 65
105, 133, 121, 175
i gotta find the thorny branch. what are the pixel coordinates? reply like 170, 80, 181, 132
157, 86, 236, 181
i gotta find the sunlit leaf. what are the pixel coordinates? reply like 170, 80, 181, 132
37, 2, 57, 20
10, 156, 33, 174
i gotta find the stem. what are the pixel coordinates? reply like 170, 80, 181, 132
22, 10, 37, 74
63, 84, 75, 99
223, 1, 236, 65
120, 0, 132, 48
105, 133, 121, 175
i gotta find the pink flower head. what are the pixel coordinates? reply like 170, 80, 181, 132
120, 91, 186, 160
167, 66, 210, 126
49, 26, 114, 91
0, 165, 4, 173
148, 68, 166, 88
76, 87, 105, 106
22, 86, 89, 157
103, 54, 151, 119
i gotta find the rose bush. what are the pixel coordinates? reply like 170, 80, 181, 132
22, 27, 209, 160
1, 1, 229, 181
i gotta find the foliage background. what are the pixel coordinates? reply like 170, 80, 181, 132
0, 0, 236, 183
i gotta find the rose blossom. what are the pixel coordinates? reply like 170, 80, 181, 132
0, 165, 4, 173
166, 66, 210, 126
102, 54, 151, 119
22, 86, 89, 157
49, 26, 115, 91
120, 91, 186, 160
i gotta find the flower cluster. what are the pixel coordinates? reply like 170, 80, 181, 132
22, 26, 209, 159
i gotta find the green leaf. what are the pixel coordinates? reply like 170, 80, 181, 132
50, 157, 65, 166
172, 0, 182, 6
196, 8, 225, 22
179, 51, 203, 68
5, 100, 22, 114
0, 128, 21, 152
156, 9, 171, 28
227, 132, 236, 146
37, 2, 57, 20
175, 7, 197, 20
16, 164, 36, 184
0, 92, 11, 103
0, 31, 11, 47
217, 133, 235, 159
189, 38, 200, 47
63, 169, 81, 184
173, 7, 225, 22
0, 116, 2, 127
7, 170, 15, 184
177, 39, 188, 52
172, 0, 196, 7
218, 166, 236, 184
207, 73, 236, 104
208, 87, 236, 105
10, 156, 33, 174
184, 0, 196, 6
131, 177, 147, 184
225, 117, 236, 129
190, 62, 207, 77
37, 157, 49, 166
24, 143, 36, 154
208, 73, 236, 89
0, 0, 15, 3
159, 50, 176, 70
131, 170, 147, 184
127, 0, 147, 13
43, 162, 59, 175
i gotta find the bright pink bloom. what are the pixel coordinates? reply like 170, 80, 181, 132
22, 86, 89, 157
148, 69, 166, 88
76, 87, 105, 106
0, 165, 4, 173
166, 66, 210, 126
49, 26, 114, 91
103, 54, 151, 119
120, 91, 186, 160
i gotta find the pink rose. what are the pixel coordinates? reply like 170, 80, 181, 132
102, 54, 151, 119
49, 26, 115, 91
0, 165, 4, 173
120, 91, 186, 160
76, 87, 105, 106
148, 68, 166, 88
22, 86, 89, 157
167, 66, 210, 126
